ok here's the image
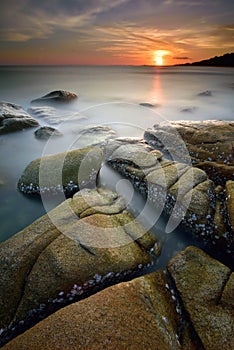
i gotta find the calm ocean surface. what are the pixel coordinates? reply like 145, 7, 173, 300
0, 65, 233, 264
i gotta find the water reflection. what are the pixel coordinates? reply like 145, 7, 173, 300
148, 70, 164, 106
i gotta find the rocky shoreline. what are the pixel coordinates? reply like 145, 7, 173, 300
0, 91, 233, 349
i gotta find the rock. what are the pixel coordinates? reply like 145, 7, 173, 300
2, 247, 232, 350
198, 90, 213, 97
226, 180, 234, 231
0, 188, 160, 327
139, 102, 155, 107
105, 138, 163, 168
180, 107, 196, 113
0, 271, 183, 350
167, 246, 234, 350
0, 102, 39, 135
31, 90, 78, 105
34, 126, 63, 140
104, 138, 233, 260
144, 120, 234, 185
17, 146, 103, 195
28, 106, 87, 125
72, 125, 117, 146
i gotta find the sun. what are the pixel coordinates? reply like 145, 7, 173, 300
154, 50, 169, 66
155, 55, 163, 66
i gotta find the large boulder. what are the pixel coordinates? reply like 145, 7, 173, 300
167, 246, 234, 350
2, 247, 233, 350
144, 120, 234, 186
0, 271, 187, 350
18, 146, 103, 195
0, 102, 39, 135
31, 90, 78, 105
0, 188, 160, 328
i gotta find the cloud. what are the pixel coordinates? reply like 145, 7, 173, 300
0, 0, 130, 42
173, 56, 190, 59
0, 0, 233, 64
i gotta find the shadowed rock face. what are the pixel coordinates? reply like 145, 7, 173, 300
104, 138, 233, 261
31, 90, 78, 105
144, 120, 234, 186
0, 188, 160, 328
0, 102, 39, 135
2, 247, 233, 350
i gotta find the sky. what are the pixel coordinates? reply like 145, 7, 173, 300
0, 0, 233, 66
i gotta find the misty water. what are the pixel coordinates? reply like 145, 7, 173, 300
0, 65, 233, 265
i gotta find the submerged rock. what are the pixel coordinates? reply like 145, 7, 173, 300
34, 126, 63, 140
0, 102, 39, 135
18, 146, 103, 196
28, 106, 87, 125
139, 102, 156, 108
72, 125, 117, 146
31, 90, 78, 105
198, 90, 213, 97
0, 188, 160, 328
144, 120, 234, 185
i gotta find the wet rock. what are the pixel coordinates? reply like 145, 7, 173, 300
144, 120, 234, 185
17, 146, 103, 195
34, 126, 63, 140
31, 90, 78, 105
0, 188, 160, 327
1, 271, 183, 350
72, 125, 117, 146
0, 102, 39, 135
167, 246, 233, 350
139, 102, 156, 108
105, 138, 163, 168
180, 107, 196, 113
3, 247, 232, 350
104, 138, 233, 260
198, 90, 213, 97
226, 180, 234, 231
28, 106, 87, 125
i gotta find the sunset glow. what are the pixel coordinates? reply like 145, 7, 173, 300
0, 1, 233, 65
154, 50, 170, 66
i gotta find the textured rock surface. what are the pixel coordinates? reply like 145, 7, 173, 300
167, 246, 234, 350
2, 247, 233, 350
0, 188, 159, 327
0, 272, 184, 350
226, 180, 234, 231
0, 102, 39, 135
17, 146, 103, 195
144, 120, 234, 185
31, 90, 78, 105
34, 126, 63, 140
104, 138, 233, 259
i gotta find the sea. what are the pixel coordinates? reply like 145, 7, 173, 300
0, 65, 233, 266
